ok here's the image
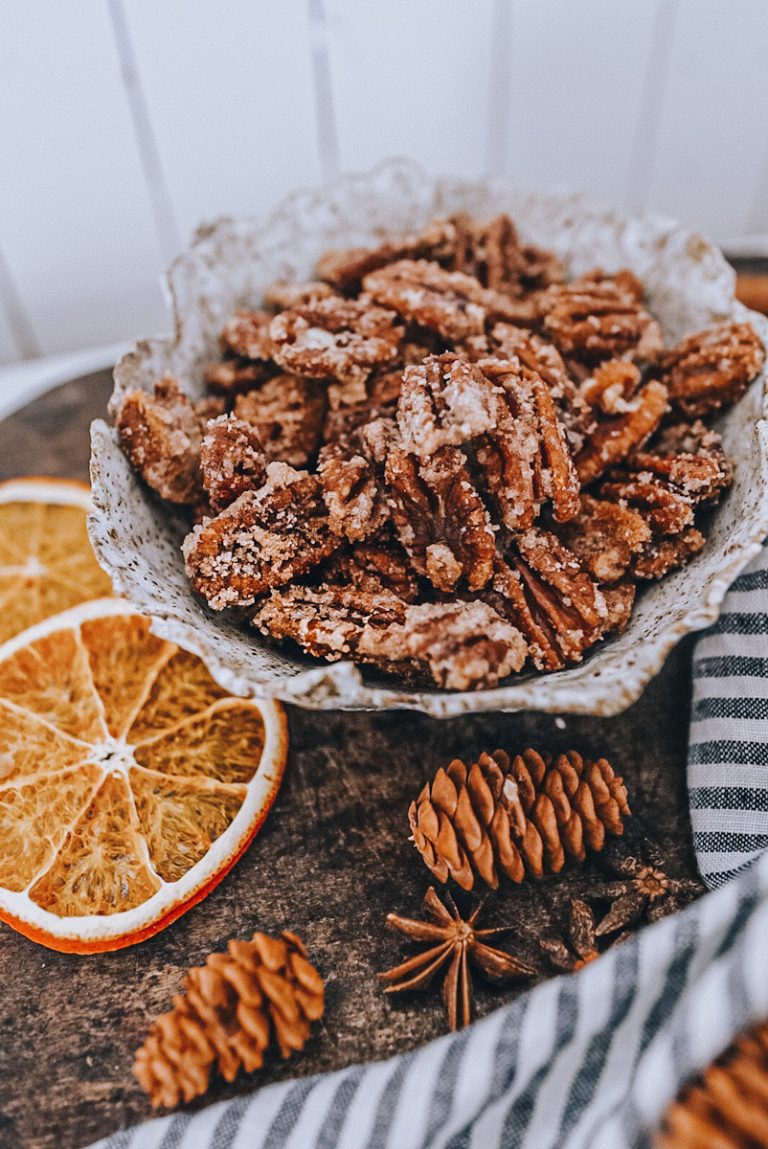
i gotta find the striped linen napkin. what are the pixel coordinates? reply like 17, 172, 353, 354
91, 549, 768, 1149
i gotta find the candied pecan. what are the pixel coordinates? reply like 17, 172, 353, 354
362, 259, 525, 342
116, 377, 209, 505
314, 218, 460, 293
385, 445, 496, 593
538, 269, 663, 365
481, 324, 594, 451
252, 585, 526, 690
263, 280, 335, 311
598, 473, 695, 536
601, 581, 636, 633
234, 374, 326, 467
556, 496, 651, 584
269, 296, 402, 390
447, 212, 564, 295
655, 320, 765, 417
487, 532, 606, 671
633, 528, 705, 581
204, 359, 271, 396
580, 359, 642, 414
476, 360, 581, 527
182, 463, 338, 609
317, 426, 389, 543
397, 355, 499, 458
323, 536, 419, 603
575, 379, 668, 484
219, 310, 275, 362
200, 414, 268, 511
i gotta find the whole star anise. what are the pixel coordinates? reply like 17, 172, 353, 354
379, 886, 536, 1030
593, 846, 703, 937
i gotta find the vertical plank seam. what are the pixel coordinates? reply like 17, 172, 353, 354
307, 0, 341, 179
624, 0, 679, 214
106, 0, 182, 260
485, 0, 512, 177
0, 244, 40, 360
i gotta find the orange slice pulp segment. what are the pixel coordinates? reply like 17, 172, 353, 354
0, 477, 113, 643
0, 598, 287, 952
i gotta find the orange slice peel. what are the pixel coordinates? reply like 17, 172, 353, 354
0, 598, 287, 953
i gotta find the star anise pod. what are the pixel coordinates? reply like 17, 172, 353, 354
593, 845, 703, 937
539, 898, 605, 972
379, 886, 536, 1031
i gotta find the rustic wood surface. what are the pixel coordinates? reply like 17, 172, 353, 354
0, 370, 703, 1149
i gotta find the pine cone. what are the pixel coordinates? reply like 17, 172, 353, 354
656, 1019, 768, 1148
409, 748, 630, 891
133, 930, 324, 1109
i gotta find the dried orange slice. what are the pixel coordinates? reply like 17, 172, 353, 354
0, 598, 287, 953
0, 477, 113, 643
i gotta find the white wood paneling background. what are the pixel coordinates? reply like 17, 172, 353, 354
1, 0, 767, 366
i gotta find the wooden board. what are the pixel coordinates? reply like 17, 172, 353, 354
0, 371, 702, 1149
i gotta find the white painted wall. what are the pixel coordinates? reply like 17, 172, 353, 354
0, 0, 766, 366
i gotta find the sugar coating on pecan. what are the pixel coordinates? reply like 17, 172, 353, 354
317, 425, 389, 543
269, 296, 402, 387
234, 374, 327, 467
200, 414, 268, 511
362, 259, 524, 341
397, 355, 500, 458
219, 310, 275, 362
252, 584, 526, 690
575, 379, 668, 484
656, 321, 765, 417
315, 218, 459, 294
323, 536, 419, 603
476, 359, 581, 527
385, 444, 496, 593
580, 359, 642, 415
116, 377, 210, 505
485, 531, 606, 671
204, 359, 271, 396
633, 528, 705, 581
263, 280, 335, 311
538, 269, 663, 365
556, 496, 651, 585
183, 463, 338, 609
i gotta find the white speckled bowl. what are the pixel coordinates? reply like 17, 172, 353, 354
88, 160, 768, 717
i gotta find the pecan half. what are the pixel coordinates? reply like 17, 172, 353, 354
183, 463, 338, 609
633, 528, 705, 581
362, 259, 525, 341
385, 444, 496, 592
486, 531, 606, 671
556, 496, 651, 584
477, 360, 581, 527
234, 374, 327, 467
317, 420, 390, 543
116, 377, 212, 505
538, 269, 663, 365
269, 296, 402, 388
447, 212, 564, 295
314, 218, 459, 294
200, 414, 268, 511
263, 280, 335, 311
575, 379, 668, 484
656, 321, 765, 417
252, 586, 527, 690
219, 310, 275, 362
396, 354, 499, 458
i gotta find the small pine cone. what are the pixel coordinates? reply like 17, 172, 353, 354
655, 1019, 768, 1149
409, 748, 630, 891
134, 930, 324, 1109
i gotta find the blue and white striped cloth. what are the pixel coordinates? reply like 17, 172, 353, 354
91, 546, 768, 1149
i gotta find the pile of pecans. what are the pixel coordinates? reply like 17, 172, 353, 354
116, 212, 765, 691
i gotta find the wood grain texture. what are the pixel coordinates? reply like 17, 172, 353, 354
0, 373, 702, 1149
